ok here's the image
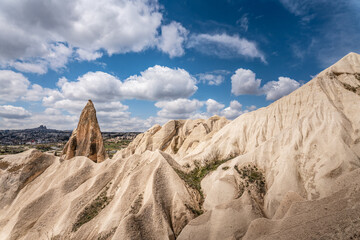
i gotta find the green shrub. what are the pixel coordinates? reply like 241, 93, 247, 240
234, 164, 266, 195
174, 153, 234, 214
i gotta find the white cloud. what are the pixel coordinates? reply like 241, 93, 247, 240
22, 84, 51, 102
121, 65, 197, 100
44, 43, 73, 70
263, 77, 300, 100
60, 71, 122, 102
221, 100, 245, 120
50, 66, 197, 103
0, 105, 31, 119
76, 49, 103, 61
154, 98, 256, 121
206, 99, 225, 115
10, 61, 47, 74
157, 22, 188, 58
155, 98, 204, 119
231, 68, 301, 101
247, 105, 257, 111
3, 43, 73, 74
231, 68, 262, 95
187, 33, 266, 62
0, 70, 30, 102
0, 0, 163, 73
44, 108, 62, 115
0, 110, 78, 130
198, 73, 225, 86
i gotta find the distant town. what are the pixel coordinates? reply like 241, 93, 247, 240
0, 125, 140, 145
0, 125, 140, 157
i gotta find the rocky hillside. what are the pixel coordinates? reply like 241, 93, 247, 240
0, 53, 359, 239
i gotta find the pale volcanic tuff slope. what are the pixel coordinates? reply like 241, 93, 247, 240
0, 150, 201, 239
0, 53, 359, 240
115, 115, 229, 160
177, 52, 360, 239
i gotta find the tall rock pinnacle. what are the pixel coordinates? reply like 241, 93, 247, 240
61, 100, 107, 163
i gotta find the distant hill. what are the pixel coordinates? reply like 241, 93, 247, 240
0, 125, 140, 145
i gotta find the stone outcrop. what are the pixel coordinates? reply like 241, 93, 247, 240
61, 100, 107, 163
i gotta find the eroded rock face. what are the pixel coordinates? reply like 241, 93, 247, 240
61, 100, 106, 163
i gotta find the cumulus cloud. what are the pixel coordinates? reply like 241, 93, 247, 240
221, 100, 245, 120
231, 68, 262, 95
155, 99, 204, 119
206, 99, 225, 115
247, 105, 257, 111
10, 61, 48, 74
198, 73, 225, 86
121, 65, 197, 100
76, 49, 103, 61
4, 43, 73, 74
44, 65, 197, 106
0, 109, 77, 130
59, 71, 122, 102
263, 77, 301, 100
231, 68, 301, 100
187, 33, 266, 62
0, 70, 30, 102
0, 70, 52, 103
157, 22, 188, 58
154, 98, 257, 121
0, 105, 31, 119
0, 0, 163, 73
22, 84, 51, 102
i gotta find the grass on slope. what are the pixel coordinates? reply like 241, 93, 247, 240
72, 187, 112, 232
174, 152, 235, 215
104, 140, 131, 158
234, 164, 266, 197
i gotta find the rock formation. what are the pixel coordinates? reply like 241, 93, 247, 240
61, 100, 107, 163
115, 115, 229, 160
0, 53, 360, 239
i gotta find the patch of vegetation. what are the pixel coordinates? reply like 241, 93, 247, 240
0, 161, 10, 170
355, 73, 360, 82
0, 145, 28, 155
234, 164, 266, 197
35, 144, 53, 152
175, 159, 229, 200
174, 152, 234, 215
185, 203, 203, 216
104, 140, 131, 158
97, 228, 117, 240
129, 193, 143, 215
8, 164, 24, 173
72, 187, 112, 232
222, 166, 230, 170
342, 83, 358, 93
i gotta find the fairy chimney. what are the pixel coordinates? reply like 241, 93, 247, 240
61, 100, 107, 163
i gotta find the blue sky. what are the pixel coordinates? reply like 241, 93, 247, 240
0, 0, 359, 131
